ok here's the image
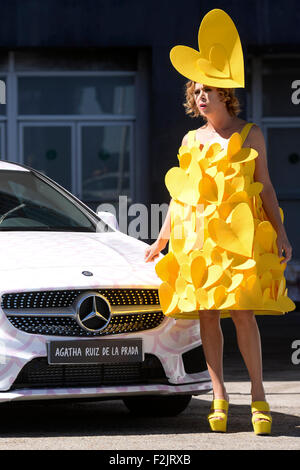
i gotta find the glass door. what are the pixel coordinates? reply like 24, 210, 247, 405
0, 123, 5, 160
19, 122, 75, 193
77, 122, 133, 207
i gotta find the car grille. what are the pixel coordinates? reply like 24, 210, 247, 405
6, 312, 165, 336
11, 354, 168, 389
1, 288, 160, 309
1, 289, 165, 337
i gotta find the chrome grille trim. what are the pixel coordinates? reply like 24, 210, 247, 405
3, 304, 162, 317
1, 288, 160, 310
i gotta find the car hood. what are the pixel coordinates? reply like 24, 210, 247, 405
0, 231, 164, 293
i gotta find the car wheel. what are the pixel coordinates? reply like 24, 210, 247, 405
122, 394, 192, 417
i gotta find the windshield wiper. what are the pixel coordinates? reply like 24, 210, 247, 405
0, 203, 26, 224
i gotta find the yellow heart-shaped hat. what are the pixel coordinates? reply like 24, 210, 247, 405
170, 9, 244, 88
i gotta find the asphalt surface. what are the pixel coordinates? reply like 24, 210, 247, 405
0, 311, 299, 451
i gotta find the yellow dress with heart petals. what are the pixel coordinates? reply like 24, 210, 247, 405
155, 122, 296, 319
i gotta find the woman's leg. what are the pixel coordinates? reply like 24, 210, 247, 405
199, 309, 228, 401
230, 310, 266, 402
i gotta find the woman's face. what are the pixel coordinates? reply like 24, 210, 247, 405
194, 83, 224, 116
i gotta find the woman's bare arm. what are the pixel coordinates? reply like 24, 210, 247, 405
144, 134, 188, 262
245, 125, 292, 263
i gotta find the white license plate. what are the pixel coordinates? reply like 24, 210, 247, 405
47, 338, 143, 364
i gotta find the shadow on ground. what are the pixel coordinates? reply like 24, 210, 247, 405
0, 396, 299, 439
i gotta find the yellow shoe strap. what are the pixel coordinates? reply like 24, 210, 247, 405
251, 401, 270, 413
211, 399, 229, 412
208, 411, 227, 420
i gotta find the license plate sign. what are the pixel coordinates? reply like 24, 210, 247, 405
47, 338, 143, 364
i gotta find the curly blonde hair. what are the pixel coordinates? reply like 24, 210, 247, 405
183, 80, 241, 118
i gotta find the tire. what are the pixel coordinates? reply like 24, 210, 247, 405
123, 394, 192, 417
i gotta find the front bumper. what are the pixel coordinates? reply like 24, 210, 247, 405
0, 378, 212, 403
0, 305, 212, 402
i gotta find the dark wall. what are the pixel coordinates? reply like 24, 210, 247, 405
0, 0, 300, 48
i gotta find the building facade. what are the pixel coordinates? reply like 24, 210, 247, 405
0, 0, 299, 296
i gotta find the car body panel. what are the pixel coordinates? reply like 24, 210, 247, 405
0, 161, 212, 402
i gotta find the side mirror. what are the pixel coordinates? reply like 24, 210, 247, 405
97, 211, 119, 230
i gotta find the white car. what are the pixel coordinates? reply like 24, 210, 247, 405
0, 161, 211, 416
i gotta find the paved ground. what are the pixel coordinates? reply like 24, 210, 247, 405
0, 312, 299, 451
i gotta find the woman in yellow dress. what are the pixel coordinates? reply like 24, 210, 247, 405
144, 9, 295, 435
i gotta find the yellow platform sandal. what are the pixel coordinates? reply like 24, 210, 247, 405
207, 399, 229, 432
251, 401, 272, 435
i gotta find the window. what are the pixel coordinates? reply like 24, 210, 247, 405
2, 51, 136, 209
247, 55, 300, 259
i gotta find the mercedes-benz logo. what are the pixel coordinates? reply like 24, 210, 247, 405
75, 292, 111, 332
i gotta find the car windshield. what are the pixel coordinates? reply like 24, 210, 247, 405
0, 169, 113, 232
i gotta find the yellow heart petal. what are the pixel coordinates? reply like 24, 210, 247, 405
185, 284, 197, 310
158, 282, 179, 315
179, 152, 192, 170
196, 287, 214, 309
202, 238, 216, 265
224, 180, 235, 197
235, 275, 263, 308
231, 258, 256, 270
200, 141, 213, 159
190, 146, 202, 162
199, 174, 219, 203
260, 271, 273, 290
213, 285, 227, 308
155, 252, 179, 284
241, 159, 255, 178
210, 148, 227, 163
230, 148, 258, 164
223, 162, 240, 180
190, 255, 207, 288
255, 221, 276, 252
276, 278, 286, 300
175, 251, 190, 265
206, 142, 223, 159
277, 295, 296, 312
256, 253, 282, 276
211, 248, 233, 270
227, 132, 242, 159
279, 207, 284, 223
262, 287, 271, 303
178, 145, 189, 156
189, 249, 204, 260
262, 300, 281, 311
196, 287, 208, 309
165, 167, 200, 206
208, 203, 254, 257
227, 273, 244, 292
218, 293, 236, 309
203, 204, 217, 217
218, 190, 249, 219
210, 247, 222, 266
175, 275, 188, 295
271, 269, 285, 280
180, 263, 192, 283
247, 182, 263, 198
188, 156, 203, 182
170, 223, 185, 253
205, 166, 218, 178
178, 295, 197, 312
202, 265, 223, 289
219, 270, 232, 288
199, 157, 210, 172
215, 171, 225, 205
231, 175, 246, 192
